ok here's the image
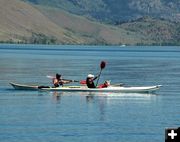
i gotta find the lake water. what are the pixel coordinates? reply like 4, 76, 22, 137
0, 44, 179, 142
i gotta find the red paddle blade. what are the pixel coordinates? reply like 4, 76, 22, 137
80, 80, 86, 85
100, 61, 106, 69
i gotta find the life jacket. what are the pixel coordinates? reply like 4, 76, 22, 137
86, 78, 96, 88
98, 84, 108, 88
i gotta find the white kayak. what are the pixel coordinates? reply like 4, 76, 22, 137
9, 82, 161, 93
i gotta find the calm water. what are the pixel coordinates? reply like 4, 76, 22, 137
0, 44, 180, 142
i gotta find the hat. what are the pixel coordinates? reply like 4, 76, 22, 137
87, 74, 94, 78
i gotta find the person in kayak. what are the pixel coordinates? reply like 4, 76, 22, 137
86, 74, 99, 88
53, 73, 72, 87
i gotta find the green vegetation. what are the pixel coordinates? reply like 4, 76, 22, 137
28, 33, 57, 44
0, 33, 58, 44
118, 17, 180, 46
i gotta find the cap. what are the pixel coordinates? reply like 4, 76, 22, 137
87, 74, 94, 78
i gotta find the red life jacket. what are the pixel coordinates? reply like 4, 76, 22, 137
98, 84, 108, 88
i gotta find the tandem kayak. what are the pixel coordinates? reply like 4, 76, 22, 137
9, 82, 161, 93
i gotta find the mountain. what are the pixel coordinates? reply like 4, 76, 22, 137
24, 0, 180, 23
36, 6, 151, 45
0, 0, 84, 44
118, 16, 180, 45
0, 0, 152, 45
0, 0, 179, 45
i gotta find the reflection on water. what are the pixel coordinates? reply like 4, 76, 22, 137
46, 91, 159, 122
49, 91, 158, 103
52, 92, 61, 103
86, 95, 94, 103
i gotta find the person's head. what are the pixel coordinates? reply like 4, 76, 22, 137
56, 73, 61, 79
87, 74, 94, 78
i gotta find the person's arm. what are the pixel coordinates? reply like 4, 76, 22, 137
61, 80, 73, 84
93, 74, 100, 81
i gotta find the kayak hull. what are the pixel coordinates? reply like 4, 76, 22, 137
10, 82, 38, 90
9, 82, 161, 93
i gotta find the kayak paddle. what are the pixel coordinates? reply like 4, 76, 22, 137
96, 61, 106, 87
46, 75, 86, 85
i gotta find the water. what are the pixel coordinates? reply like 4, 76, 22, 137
0, 44, 179, 142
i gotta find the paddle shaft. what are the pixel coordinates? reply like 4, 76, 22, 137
62, 79, 79, 82
95, 61, 106, 87
47, 75, 81, 83
96, 69, 102, 87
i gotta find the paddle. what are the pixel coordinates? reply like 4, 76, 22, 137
46, 75, 86, 85
96, 61, 106, 87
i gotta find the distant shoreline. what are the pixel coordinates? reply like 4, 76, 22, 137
0, 43, 179, 47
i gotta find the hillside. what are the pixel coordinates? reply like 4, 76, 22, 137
36, 6, 151, 45
0, 0, 84, 44
0, 0, 152, 45
118, 17, 180, 45
0, 0, 179, 45
24, 0, 180, 23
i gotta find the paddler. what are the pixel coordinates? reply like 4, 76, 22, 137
53, 73, 72, 87
86, 74, 99, 88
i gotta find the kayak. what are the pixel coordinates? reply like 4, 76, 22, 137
9, 82, 161, 93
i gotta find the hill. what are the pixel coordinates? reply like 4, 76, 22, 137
0, 0, 179, 45
118, 17, 180, 45
24, 0, 180, 23
0, 0, 152, 45
0, 0, 85, 44
36, 6, 151, 45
